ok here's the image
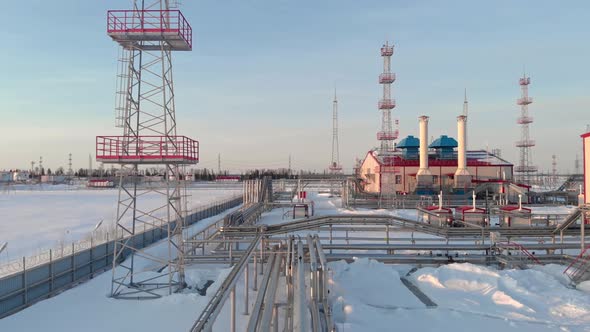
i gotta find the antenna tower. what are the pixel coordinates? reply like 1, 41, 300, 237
377, 41, 398, 154
514, 74, 537, 185
552, 154, 558, 188
329, 89, 342, 173
97, 0, 198, 298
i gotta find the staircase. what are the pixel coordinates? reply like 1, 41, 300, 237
564, 245, 590, 284
495, 241, 540, 269
553, 209, 582, 234
557, 174, 583, 192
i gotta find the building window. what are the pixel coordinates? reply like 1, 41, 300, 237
395, 175, 402, 184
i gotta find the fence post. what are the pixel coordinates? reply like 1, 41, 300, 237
90, 236, 94, 278
49, 249, 54, 292
22, 257, 27, 306
70, 243, 75, 282
106, 232, 110, 266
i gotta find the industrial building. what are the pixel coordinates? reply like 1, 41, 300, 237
358, 146, 513, 195
357, 42, 515, 197
358, 113, 513, 195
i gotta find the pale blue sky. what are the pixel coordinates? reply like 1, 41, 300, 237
1, 0, 588, 173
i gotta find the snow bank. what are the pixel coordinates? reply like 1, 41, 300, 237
328, 260, 590, 331
412, 263, 590, 328
328, 258, 422, 328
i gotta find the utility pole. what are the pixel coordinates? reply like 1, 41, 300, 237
88, 154, 93, 178
68, 153, 73, 176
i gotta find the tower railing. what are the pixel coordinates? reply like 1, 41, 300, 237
517, 97, 533, 105
377, 130, 399, 140
378, 99, 396, 109
381, 46, 394, 56
517, 116, 533, 124
519, 77, 531, 85
96, 135, 199, 164
107, 10, 192, 50
515, 139, 536, 147
379, 73, 396, 84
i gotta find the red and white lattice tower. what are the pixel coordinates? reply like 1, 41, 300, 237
515, 74, 537, 185
329, 89, 342, 173
377, 41, 398, 154
97, 0, 198, 298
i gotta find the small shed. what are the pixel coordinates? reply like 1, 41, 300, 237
499, 205, 532, 227
419, 206, 454, 227
455, 206, 487, 226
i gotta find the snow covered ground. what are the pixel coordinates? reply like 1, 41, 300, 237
2, 192, 589, 331
330, 259, 590, 332
0, 209, 239, 332
0, 183, 241, 259
530, 205, 578, 215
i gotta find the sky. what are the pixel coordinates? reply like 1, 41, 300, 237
0, 0, 589, 173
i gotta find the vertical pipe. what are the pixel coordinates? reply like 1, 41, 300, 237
244, 262, 249, 315
582, 218, 586, 252
329, 225, 333, 254
306, 235, 318, 302
230, 286, 236, 332
260, 237, 265, 275
229, 240, 233, 266
560, 230, 564, 255
418, 115, 429, 173
253, 254, 258, 291
272, 304, 279, 332
295, 241, 307, 332
457, 115, 467, 171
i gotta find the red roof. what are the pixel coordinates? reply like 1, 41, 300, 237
423, 206, 452, 213
581, 132, 590, 139
500, 205, 531, 213
455, 206, 486, 213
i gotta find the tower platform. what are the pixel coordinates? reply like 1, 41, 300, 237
107, 10, 192, 51
96, 135, 199, 164
377, 130, 399, 140
378, 99, 396, 109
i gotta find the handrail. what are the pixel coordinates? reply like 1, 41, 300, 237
190, 233, 261, 332
554, 209, 582, 233
107, 10, 192, 49
563, 244, 590, 276
496, 241, 541, 264
246, 252, 276, 332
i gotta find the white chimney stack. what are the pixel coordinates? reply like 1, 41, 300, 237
454, 114, 472, 190
416, 115, 433, 189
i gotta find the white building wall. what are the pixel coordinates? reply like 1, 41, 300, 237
584, 134, 590, 205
